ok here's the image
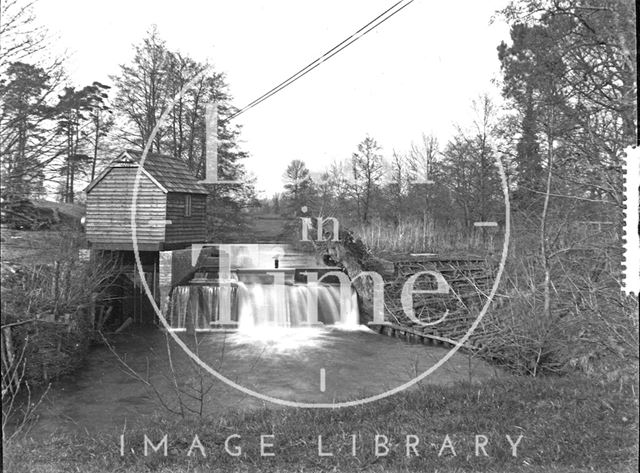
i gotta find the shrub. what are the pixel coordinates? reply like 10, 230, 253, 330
355, 218, 499, 255
353, 216, 640, 380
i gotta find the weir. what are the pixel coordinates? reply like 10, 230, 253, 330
84, 147, 447, 335
166, 244, 360, 332
83, 148, 366, 332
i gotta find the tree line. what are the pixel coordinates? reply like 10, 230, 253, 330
1, 0, 635, 241
277, 95, 508, 231
1, 3, 254, 238
275, 0, 636, 236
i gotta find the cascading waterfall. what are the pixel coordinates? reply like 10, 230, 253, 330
236, 282, 359, 331
169, 284, 239, 329
169, 279, 359, 331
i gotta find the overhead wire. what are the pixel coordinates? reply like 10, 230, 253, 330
228, 0, 416, 120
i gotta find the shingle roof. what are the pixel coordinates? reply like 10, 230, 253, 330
125, 150, 209, 194
86, 150, 209, 195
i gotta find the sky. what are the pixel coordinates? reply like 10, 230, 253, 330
34, 0, 511, 196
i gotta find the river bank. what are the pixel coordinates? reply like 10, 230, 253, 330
27, 325, 499, 438
5, 375, 637, 473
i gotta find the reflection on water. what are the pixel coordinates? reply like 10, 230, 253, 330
30, 254, 500, 439
31, 327, 500, 438
225, 324, 372, 352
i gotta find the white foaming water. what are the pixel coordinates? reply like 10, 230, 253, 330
169, 285, 238, 328
236, 282, 359, 331
169, 278, 360, 345
227, 325, 327, 351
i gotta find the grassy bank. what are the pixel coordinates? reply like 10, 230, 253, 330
4, 376, 638, 472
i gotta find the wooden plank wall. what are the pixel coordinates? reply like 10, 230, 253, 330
86, 167, 167, 245
164, 193, 207, 244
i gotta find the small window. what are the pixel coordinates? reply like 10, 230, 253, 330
184, 194, 192, 217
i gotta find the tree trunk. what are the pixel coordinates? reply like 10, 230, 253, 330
540, 125, 554, 320
91, 114, 100, 182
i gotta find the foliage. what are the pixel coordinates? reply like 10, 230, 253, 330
0, 0, 69, 201
1, 232, 120, 386
2, 19, 255, 236
54, 82, 111, 203
0, 65, 112, 203
111, 26, 256, 240
355, 218, 499, 255
350, 136, 385, 224
0, 197, 59, 230
0, 230, 122, 447
283, 106, 507, 232
498, 0, 636, 209
265, 0, 638, 383
282, 159, 314, 217
0, 0, 51, 67
440, 96, 503, 226
0, 61, 57, 197
4, 376, 638, 472
478, 209, 639, 377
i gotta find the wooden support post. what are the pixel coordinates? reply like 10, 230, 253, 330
158, 251, 173, 322
133, 270, 138, 325
152, 258, 157, 303
89, 293, 96, 330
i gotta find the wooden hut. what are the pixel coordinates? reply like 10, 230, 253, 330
85, 150, 208, 250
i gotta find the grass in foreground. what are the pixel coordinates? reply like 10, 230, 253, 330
4, 376, 638, 473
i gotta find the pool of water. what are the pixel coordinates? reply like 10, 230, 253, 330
30, 326, 501, 438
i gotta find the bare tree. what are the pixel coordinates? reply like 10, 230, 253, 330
441, 96, 501, 227
386, 151, 411, 226
0, 0, 48, 67
408, 133, 439, 243
351, 136, 384, 224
